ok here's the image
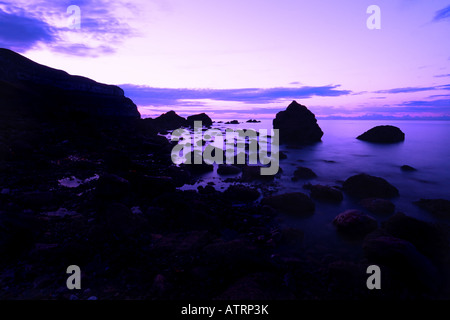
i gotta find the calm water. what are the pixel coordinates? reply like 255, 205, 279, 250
175, 119, 450, 258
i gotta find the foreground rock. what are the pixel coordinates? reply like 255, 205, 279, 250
413, 199, 450, 218
360, 198, 395, 215
187, 113, 213, 127
332, 210, 377, 237
0, 48, 139, 119
260, 192, 315, 216
291, 166, 317, 181
343, 173, 399, 199
146, 110, 187, 131
273, 101, 323, 145
357, 125, 405, 143
304, 184, 343, 203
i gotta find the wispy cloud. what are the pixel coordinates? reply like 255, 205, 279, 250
434, 73, 450, 78
0, 8, 55, 51
433, 5, 450, 22
373, 84, 450, 94
0, 0, 136, 56
120, 84, 352, 106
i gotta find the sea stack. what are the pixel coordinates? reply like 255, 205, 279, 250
273, 101, 323, 145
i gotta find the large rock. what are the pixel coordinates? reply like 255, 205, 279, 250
304, 184, 343, 203
360, 198, 395, 215
0, 48, 140, 119
187, 113, 213, 127
343, 173, 399, 199
332, 210, 378, 237
357, 125, 405, 143
291, 166, 317, 181
413, 199, 450, 218
273, 101, 323, 145
260, 192, 315, 216
147, 110, 187, 131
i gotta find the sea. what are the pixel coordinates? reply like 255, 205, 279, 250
164, 118, 450, 260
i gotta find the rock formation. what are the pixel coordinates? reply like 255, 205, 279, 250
357, 125, 405, 143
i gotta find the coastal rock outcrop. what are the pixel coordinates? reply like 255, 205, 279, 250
357, 125, 405, 143
0, 48, 139, 119
332, 210, 378, 237
273, 101, 323, 145
343, 173, 399, 199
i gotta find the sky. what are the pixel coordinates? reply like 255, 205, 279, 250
0, 0, 449, 119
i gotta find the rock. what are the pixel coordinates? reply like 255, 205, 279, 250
413, 199, 450, 218
401, 165, 417, 172
291, 166, 317, 181
260, 192, 315, 216
224, 184, 260, 202
95, 174, 130, 200
0, 48, 140, 119
103, 202, 145, 237
273, 101, 323, 145
19, 191, 54, 209
382, 212, 448, 262
357, 125, 405, 143
246, 119, 261, 123
363, 234, 439, 292
343, 173, 399, 199
225, 120, 239, 124
278, 151, 287, 160
147, 110, 187, 131
360, 198, 395, 215
197, 185, 216, 195
187, 113, 213, 127
304, 184, 343, 203
332, 210, 378, 237
217, 164, 242, 175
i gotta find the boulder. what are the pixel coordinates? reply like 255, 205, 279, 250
187, 113, 213, 127
401, 165, 417, 172
224, 184, 260, 202
260, 192, 315, 216
0, 48, 140, 119
225, 120, 239, 124
332, 210, 378, 237
343, 173, 399, 199
148, 110, 187, 131
360, 198, 395, 215
291, 166, 317, 181
246, 119, 261, 123
304, 184, 343, 203
413, 199, 450, 218
273, 101, 323, 145
95, 174, 131, 200
357, 125, 405, 143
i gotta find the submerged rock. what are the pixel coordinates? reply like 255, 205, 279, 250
273, 101, 323, 145
360, 198, 395, 215
224, 184, 260, 202
332, 210, 378, 237
357, 125, 405, 143
304, 184, 343, 203
413, 199, 450, 218
343, 173, 399, 199
291, 166, 317, 181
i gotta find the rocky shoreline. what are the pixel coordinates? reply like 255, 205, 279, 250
1, 49, 450, 300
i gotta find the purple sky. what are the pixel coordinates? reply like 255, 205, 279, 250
1, 0, 450, 119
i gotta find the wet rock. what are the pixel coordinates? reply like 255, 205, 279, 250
291, 166, 317, 181
224, 184, 260, 202
187, 113, 213, 127
103, 202, 146, 237
0, 211, 38, 258
304, 184, 343, 203
382, 212, 448, 262
360, 198, 395, 215
246, 119, 261, 123
241, 165, 275, 182
401, 165, 417, 172
261, 192, 315, 216
217, 164, 242, 175
273, 100, 323, 145
363, 234, 439, 292
343, 173, 399, 199
225, 120, 239, 124
413, 199, 450, 218
19, 191, 54, 210
332, 210, 378, 237
357, 125, 405, 143
129, 174, 176, 198
197, 185, 216, 195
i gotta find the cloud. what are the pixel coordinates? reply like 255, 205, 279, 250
434, 73, 450, 78
0, 8, 55, 51
373, 84, 450, 94
433, 5, 450, 22
120, 84, 352, 106
0, 0, 135, 56
400, 98, 450, 109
